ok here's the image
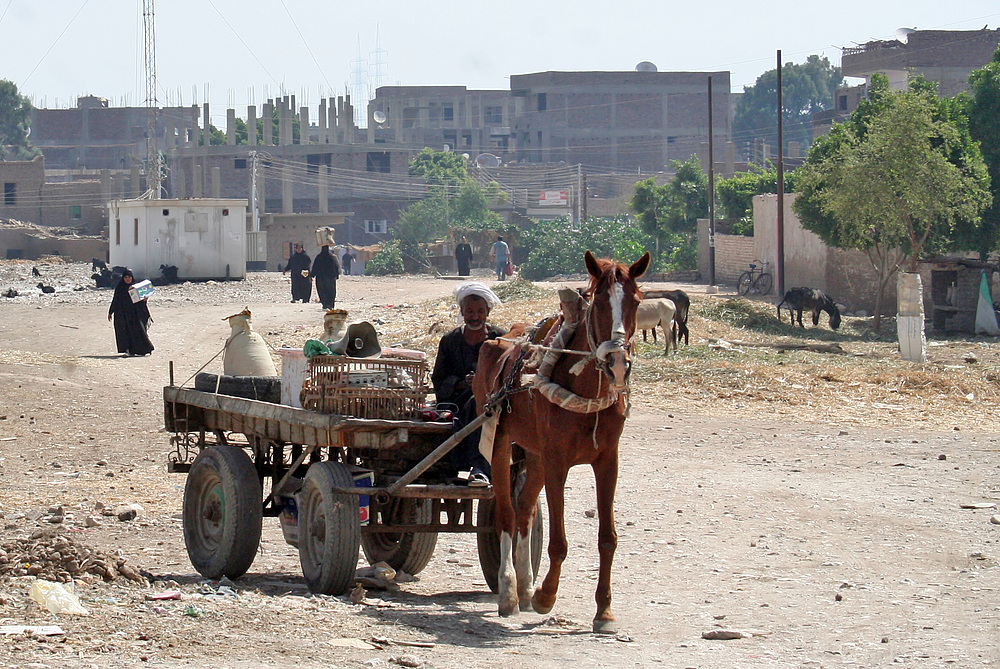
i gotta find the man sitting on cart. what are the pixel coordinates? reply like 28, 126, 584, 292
431, 282, 505, 487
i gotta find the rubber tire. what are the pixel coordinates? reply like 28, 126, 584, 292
298, 461, 361, 595
361, 499, 438, 575
477, 476, 544, 594
183, 446, 263, 580
195, 372, 281, 404
737, 271, 753, 296
756, 273, 773, 296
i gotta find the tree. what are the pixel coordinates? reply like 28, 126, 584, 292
0, 80, 39, 160
408, 147, 468, 189
715, 165, 798, 235
968, 45, 1000, 259
733, 55, 843, 160
794, 76, 991, 331
519, 216, 653, 280
628, 156, 706, 270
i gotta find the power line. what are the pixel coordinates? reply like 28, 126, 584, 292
19, 0, 91, 88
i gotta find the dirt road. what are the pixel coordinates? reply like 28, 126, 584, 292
0, 265, 997, 668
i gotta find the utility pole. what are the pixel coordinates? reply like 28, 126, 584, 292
581, 173, 588, 221
142, 0, 160, 198
708, 76, 717, 289
776, 49, 785, 297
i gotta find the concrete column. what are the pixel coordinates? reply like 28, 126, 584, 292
345, 95, 354, 143
278, 99, 290, 146
211, 167, 221, 197
100, 170, 111, 202
130, 164, 141, 197
788, 141, 800, 159
282, 166, 293, 213
175, 168, 186, 199
699, 141, 710, 173
334, 98, 340, 144
725, 142, 736, 175
248, 105, 257, 146
318, 99, 328, 144
262, 101, 273, 145
299, 106, 309, 144
319, 165, 328, 213
226, 109, 236, 145
203, 102, 211, 147
193, 164, 203, 197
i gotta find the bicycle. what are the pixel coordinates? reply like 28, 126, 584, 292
737, 260, 773, 296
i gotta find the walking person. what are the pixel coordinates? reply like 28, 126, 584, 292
342, 248, 356, 276
490, 236, 510, 281
283, 243, 312, 303
311, 245, 341, 310
455, 235, 473, 277
107, 268, 154, 357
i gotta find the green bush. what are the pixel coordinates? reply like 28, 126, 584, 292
365, 240, 405, 275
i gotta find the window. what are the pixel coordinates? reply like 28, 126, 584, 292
839, 95, 848, 111
366, 152, 391, 173
115, 219, 121, 245
234, 158, 247, 169
484, 105, 503, 125
3, 183, 15, 206
443, 106, 454, 121
307, 153, 331, 175
365, 219, 387, 234
537, 93, 547, 111
70, 206, 82, 219
134, 218, 139, 245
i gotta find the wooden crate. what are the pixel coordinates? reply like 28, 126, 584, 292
301, 355, 429, 419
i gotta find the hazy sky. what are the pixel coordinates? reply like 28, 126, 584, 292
3, 0, 999, 127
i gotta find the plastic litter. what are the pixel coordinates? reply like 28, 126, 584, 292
28, 580, 89, 616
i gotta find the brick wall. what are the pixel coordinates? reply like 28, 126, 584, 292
696, 218, 756, 286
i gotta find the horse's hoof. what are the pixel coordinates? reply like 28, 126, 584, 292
531, 593, 554, 615
518, 598, 533, 612
592, 618, 618, 635
498, 596, 519, 618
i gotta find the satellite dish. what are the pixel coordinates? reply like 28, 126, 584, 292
443, 144, 451, 152
462, 153, 470, 161
635, 61, 658, 72
474, 153, 501, 168
894, 27, 915, 42
372, 110, 387, 124
25, 126, 31, 138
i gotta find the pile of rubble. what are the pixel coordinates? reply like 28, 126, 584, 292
0, 529, 144, 584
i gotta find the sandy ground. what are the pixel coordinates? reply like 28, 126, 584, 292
0, 261, 998, 669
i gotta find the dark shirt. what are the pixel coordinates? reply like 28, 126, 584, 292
311, 249, 340, 279
431, 324, 505, 404
455, 243, 473, 263
287, 250, 311, 274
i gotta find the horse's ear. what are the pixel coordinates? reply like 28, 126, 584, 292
629, 252, 651, 279
584, 251, 602, 279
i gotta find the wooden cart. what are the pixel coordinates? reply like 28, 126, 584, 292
163, 384, 542, 595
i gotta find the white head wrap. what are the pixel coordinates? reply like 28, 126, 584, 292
454, 282, 502, 324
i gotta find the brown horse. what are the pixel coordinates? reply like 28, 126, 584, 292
473, 250, 649, 634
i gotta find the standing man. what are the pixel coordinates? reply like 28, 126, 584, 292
283, 243, 312, 303
342, 248, 356, 276
490, 236, 510, 281
455, 235, 473, 277
311, 245, 341, 309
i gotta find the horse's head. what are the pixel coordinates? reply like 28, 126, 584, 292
583, 250, 650, 391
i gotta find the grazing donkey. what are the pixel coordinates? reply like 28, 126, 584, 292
636, 298, 677, 354
777, 287, 841, 330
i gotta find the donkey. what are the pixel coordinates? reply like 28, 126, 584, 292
777, 287, 841, 330
643, 289, 690, 346
474, 250, 649, 634
636, 298, 676, 354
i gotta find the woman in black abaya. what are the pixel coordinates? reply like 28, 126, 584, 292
107, 269, 154, 356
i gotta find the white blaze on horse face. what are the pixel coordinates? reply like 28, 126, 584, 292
606, 282, 630, 390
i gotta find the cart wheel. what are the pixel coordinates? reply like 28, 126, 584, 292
183, 446, 262, 580
298, 461, 360, 595
361, 499, 438, 575
477, 476, 544, 594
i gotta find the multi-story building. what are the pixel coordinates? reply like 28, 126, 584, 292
841, 28, 1000, 97
509, 70, 732, 172
366, 86, 520, 160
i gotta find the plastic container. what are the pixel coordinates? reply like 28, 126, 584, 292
29, 579, 89, 615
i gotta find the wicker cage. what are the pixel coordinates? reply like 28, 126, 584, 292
301, 355, 429, 419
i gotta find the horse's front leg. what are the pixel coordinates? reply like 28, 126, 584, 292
591, 450, 619, 634
514, 460, 544, 611
490, 429, 519, 617
532, 465, 568, 615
